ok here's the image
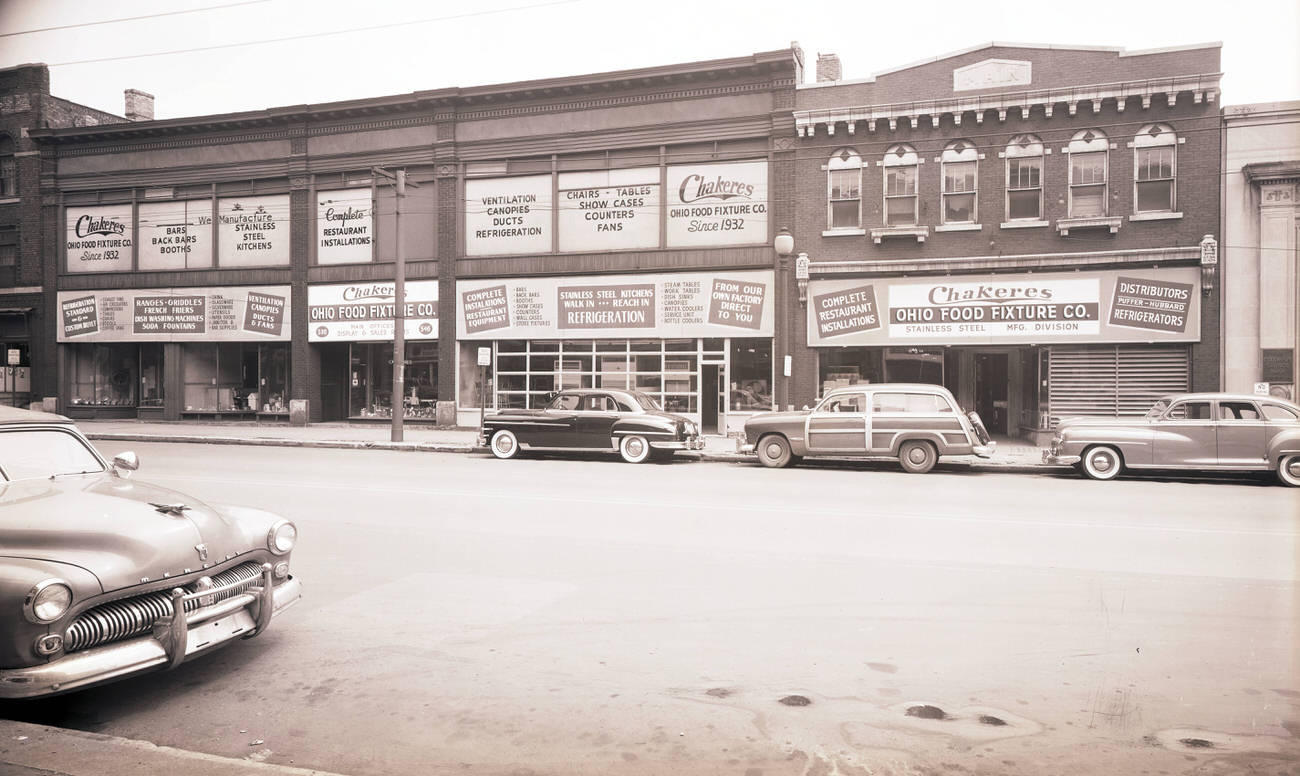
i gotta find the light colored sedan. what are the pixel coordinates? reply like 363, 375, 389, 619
1043, 393, 1300, 486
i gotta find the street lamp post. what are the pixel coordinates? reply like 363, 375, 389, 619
774, 228, 794, 411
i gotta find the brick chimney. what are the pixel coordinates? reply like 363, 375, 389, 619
124, 88, 154, 121
816, 53, 842, 83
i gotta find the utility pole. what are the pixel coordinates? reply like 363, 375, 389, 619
373, 167, 420, 442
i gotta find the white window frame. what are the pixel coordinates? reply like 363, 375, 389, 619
1133, 123, 1177, 214
882, 144, 919, 227
1004, 134, 1044, 222
1066, 129, 1109, 218
941, 141, 978, 224
826, 148, 863, 230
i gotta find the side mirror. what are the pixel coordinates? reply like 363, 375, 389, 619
112, 451, 140, 478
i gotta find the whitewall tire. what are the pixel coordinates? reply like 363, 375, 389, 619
1081, 445, 1122, 481
1277, 454, 1300, 487
619, 435, 651, 464
489, 429, 521, 460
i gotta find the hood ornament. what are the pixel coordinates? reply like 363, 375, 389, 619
150, 502, 190, 516
195, 543, 209, 562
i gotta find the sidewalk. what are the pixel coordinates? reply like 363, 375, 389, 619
0, 719, 351, 776
76, 418, 1053, 471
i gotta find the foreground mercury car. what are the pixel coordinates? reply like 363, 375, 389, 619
479, 388, 704, 463
740, 383, 994, 472
0, 406, 302, 698
1043, 393, 1300, 485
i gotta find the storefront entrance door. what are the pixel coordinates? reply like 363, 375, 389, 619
320, 344, 349, 421
702, 363, 723, 435
975, 353, 1009, 435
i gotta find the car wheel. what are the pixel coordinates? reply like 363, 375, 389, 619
1277, 453, 1300, 487
898, 440, 937, 474
1081, 445, 1123, 481
756, 434, 793, 468
489, 429, 521, 460
619, 434, 652, 464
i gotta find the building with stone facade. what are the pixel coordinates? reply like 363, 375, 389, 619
1222, 100, 1299, 400
28, 49, 800, 432
788, 43, 1223, 440
0, 64, 128, 409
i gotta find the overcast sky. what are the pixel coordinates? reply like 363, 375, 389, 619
0, 0, 1296, 121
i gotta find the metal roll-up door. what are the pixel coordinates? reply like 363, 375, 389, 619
1047, 345, 1189, 425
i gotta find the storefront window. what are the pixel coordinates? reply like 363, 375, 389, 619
348, 342, 438, 418
139, 344, 164, 407
182, 342, 290, 413
729, 339, 771, 411
71, 343, 138, 406
884, 347, 944, 384
819, 349, 881, 397
257, 345, 289, 413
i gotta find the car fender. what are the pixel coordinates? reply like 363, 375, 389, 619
747, 419, 808, 456
886, 432, 948, 457
0, 558, 101, 669
1266, 428, 1300, 464
1060, 424, 1154, 466
611, 417, 675, 438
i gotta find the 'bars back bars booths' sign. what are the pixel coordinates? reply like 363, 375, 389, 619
806, 268, 1200, 346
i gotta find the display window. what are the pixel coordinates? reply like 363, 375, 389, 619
348, 342, 439, 419
70, 343, 139, 407
180, 342, 290, 414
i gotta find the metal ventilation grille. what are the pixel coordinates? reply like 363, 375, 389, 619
64, 561, 264, 653
1047, 345, 1189, 426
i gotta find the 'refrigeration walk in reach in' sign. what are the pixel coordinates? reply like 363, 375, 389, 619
56, 287, 291, 342
456, 270, 773, 339
806, 267, 1201, 346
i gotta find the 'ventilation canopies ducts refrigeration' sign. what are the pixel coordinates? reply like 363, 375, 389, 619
57, 286, 291, 342
307, 280, 438, 342
456, 270, 773, 339
806, 267, 1201, 346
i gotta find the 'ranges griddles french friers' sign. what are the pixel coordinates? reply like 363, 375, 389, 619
308, 280, 438, 342
806, 267, 1200, 346
457, 270, 773, 339
57, 286, 291, 342
65, 205, 134, 273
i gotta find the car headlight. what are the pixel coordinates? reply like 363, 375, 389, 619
25, 579, 72, 624
267, 519, 297, 556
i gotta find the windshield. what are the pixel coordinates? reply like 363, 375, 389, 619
628, 391, 661, 411
1145, 398, 1172, 419
0, 428, 106, 481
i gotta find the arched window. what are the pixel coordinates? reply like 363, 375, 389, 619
1134, 123, 1176, 213
883, 144, 918, 226
827, 148, 862, 229
1067, 129, 1109, 218
1005, 134, 1043, 221
941, 140, 977, 224
0, 135, 15, 198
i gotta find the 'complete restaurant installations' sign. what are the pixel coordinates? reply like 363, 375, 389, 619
307, 281, 439, 341
65, 204, 134, 273
316, 188, 374, 265
806, 267, 1200, 346
57, 287, 290, 342
457, 270, 773, 339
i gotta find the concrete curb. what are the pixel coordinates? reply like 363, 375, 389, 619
0, 719, 351, 776
85, 432, 1057, 472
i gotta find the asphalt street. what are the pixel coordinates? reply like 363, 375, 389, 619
3, 442, 1297, 776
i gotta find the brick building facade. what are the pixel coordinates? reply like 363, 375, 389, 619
29, 50, 800, 431
788, 43, 1222, 439
0, 64, 123, 408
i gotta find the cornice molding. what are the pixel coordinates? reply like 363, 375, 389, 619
794, 73, 1222, 136
1243, 160, 1300, 185
808, 246, 1201, 276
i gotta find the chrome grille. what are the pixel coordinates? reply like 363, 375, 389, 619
64, 561, 264, 653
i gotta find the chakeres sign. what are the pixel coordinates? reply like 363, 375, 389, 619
806, 267, 1201, 346
307, 281, 438, 342
57, 286, 290, 342
457, 270, 773, 339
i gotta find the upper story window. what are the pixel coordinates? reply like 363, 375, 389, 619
941, 140, 977, 223
883, 144, 919, 226
827, 148, 862, 229
1134, 123, 1177, 213
1005, 134, 1043, 221
1068, 129, 1109, 218
0, 135, 15, 198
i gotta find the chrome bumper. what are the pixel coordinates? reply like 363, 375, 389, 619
1043, 449, 1080, 466
737, 441, 755, 454
0, 571, 302, 699
650, 437, 705, 451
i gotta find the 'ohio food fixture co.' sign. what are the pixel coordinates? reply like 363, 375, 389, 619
806, 267, 1200, 346
65, 205, 134, 273
57, 286, 290, 342
457, 269, 773, 339
307, 281, 438, 342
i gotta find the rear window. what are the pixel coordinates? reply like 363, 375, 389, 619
1262, 403, 1300, 421
1218, 401, 1261, 420
872, 392, 952, 414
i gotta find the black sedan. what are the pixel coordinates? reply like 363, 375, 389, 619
479, 389, 704, 463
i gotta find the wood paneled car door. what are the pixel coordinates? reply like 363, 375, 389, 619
806, 392, 869, 453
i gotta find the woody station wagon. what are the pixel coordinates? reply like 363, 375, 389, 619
740, 384, 994, 472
